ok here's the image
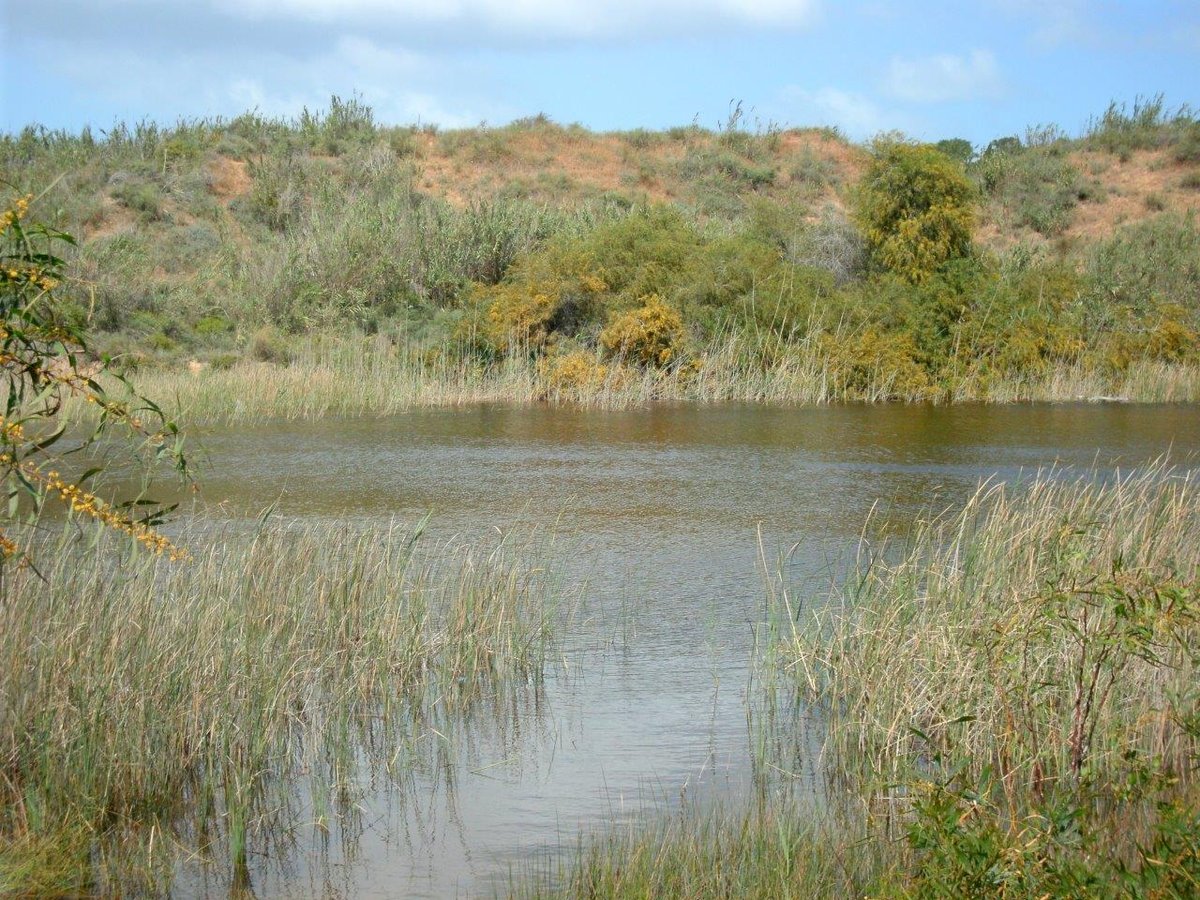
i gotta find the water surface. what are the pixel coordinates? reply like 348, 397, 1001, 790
175, 402, 1199, 897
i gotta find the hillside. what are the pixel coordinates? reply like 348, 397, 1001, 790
2, 96, 1199, 414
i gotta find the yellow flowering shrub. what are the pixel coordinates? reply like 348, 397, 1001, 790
475, 248, 609, 354
854, 141, 977, 285
0, 193, 190, 563
821, 328, 932, 400
483, 284, 559, 352
599, 294, 687, 368
1147, 306, 1199, 361
538, 350, 615, 398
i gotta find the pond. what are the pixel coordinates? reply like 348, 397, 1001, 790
170, 402, 1199, 897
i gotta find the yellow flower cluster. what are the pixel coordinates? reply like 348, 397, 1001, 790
2, 263, 58, 292
23, 464, 189, 561
0, 531, 18, 558
0, 195, 31, 232
0, 416, 26, 445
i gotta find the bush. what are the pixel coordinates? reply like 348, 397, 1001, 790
821, 327, 931, 400
110, 177, 163, 222
1086, 94, 1196, 157
538, 348, 615, 396
599, 294, 686, 367
1174, 122, 1200, 163
248, 325, 290, 363
854, 140, 977, 284
935, 138, 974, 164
980, 146, 1083, 236
1084, 213, 1200, 333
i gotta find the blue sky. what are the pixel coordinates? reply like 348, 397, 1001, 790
2, 0, 1197, 147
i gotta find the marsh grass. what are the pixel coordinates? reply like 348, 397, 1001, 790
518, 801, 895, 899
769, 464, 1200, 899
782, 463, 1200, 795
0, 516, 566, 895
522, 466, 1200, 898
86, 333, 1200, 426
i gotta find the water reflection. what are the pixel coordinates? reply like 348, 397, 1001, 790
169, 403, 1197, 897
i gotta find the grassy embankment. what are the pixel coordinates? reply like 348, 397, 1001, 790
5, 96, 1200, 422
520, 464, 1200, 897
0, 519, 566, 896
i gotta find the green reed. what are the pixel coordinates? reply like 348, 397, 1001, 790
73, 334, 1200, 427
0, 517, 565, 895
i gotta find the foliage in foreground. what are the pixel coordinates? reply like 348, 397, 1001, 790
783, 465, 1200, 897
0, 191, 187, 561
0, 519, 563, 896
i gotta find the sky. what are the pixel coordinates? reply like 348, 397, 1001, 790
1, 0, 1198, 147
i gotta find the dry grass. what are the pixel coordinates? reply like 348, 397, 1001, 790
781, 463, 1200, 794
0, 516, 566, 895
90, 334, 1200, 426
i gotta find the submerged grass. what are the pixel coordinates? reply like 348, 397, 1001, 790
519, 802, 895, 899
0, 517, 565, 896
521, 465, 1200, 898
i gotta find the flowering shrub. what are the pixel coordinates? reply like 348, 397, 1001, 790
0, 191, 189, 563
599, 294, 686, 367
820, 327, 932, 399
538, 349, 615, 398
854, 140, 977, 284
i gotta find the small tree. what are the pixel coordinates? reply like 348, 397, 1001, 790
935, 138, 975, 165
854, 140, 977, 284
0, 190, 189, 566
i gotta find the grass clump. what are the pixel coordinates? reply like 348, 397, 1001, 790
521, 803, 891, 899
1086, 94, 1198, 159
0, 518, 565, 895
780, 464, 1200, 896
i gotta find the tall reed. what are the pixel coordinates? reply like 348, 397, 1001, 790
782, 463, 1200, 796
0, 517, 564, 895
81, 335, 1200, 427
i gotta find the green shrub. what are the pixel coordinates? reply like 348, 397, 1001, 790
934, 138, 974, 164
110, 177, 163, 222
1084, 212, 1200, 332
244, 151, 308, 231
248, 326, 290, 363
1086, 94, 1195, 157
787, 146, 838, 193
983, 146, 1083, 236
194, 314, 233, 338
854, 140, 977, 284
1174, 122, 1200, 163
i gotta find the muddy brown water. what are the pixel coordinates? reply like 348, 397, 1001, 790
165, 402, 1198, 897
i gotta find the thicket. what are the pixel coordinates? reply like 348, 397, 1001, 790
2, 96, 1197, 403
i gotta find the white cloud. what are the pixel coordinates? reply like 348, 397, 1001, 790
778, 86, 890, 138
212, 0, 820, 41
883, 50, 1004, 103
987, 0, 1093, 47
40, 33, 487, 128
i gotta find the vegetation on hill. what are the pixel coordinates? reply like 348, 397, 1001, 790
2, 95, 1198, 415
